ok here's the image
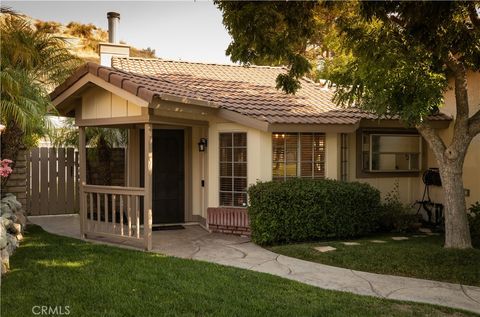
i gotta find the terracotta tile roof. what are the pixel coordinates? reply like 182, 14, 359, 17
51, 58, 452, 125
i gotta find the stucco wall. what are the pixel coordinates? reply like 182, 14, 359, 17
206, 120, 272, 211
191, 126, 208, 217
426, 71, 480, 207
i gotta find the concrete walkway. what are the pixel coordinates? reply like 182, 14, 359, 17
29, 215, 480, 314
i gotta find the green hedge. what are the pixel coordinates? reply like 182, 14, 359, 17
247, 179, 382, 245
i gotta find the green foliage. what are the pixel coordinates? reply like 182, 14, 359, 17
215, 1, 323, 93
269, 233, 480, 286
216, 1, 480, 125
379, 181, 420, 233
247, 178, 382, 245
0, 11, 81, 136
49, 118, 127, 149
468, 202, 480, 239
322, 2, 454, 125
3, 225, 469, 317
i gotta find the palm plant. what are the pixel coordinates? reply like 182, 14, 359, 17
0, 8, 81, 169
49, 118, 127, 149
49, 118, 127, 185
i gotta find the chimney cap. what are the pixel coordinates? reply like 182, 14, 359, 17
107, 12, 120, 19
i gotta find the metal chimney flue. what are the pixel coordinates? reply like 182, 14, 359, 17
100, 11, 129, 67
107, 12, 120, 44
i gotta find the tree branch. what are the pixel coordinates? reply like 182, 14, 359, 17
468, 2, 480, 30
445, 53, 470, 138
416, 123, 446, 164
469, 107, 480, 137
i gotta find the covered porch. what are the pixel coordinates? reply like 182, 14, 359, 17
77, 118, 208, 251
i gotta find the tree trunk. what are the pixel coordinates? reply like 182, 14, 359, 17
417, 57, 476, 249
440, 163, 472, 249
418, 124, 473, 249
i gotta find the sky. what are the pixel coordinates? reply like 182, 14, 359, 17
3, 1, 234, 64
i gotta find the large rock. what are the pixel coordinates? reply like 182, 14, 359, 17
2, 194, 21, 212
15, 209, 27, 227
12, 223, 21, 235
0, 225, 7, 249
0, 194, 26, 275
1, 248, 9, 274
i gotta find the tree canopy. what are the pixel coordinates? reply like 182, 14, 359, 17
217, 1, 480, 125
217, 1, 480, 249
0, 9, 80, 167
1, 10, 80, 135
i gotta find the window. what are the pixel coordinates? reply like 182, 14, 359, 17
219, 132, 247, 207
272, 133, 325, 181
362, 133, 421, 172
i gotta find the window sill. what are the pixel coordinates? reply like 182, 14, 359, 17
356, 170, 421, 178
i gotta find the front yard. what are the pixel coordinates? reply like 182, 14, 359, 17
1, 226, 476, 317
269, 233, 480, 286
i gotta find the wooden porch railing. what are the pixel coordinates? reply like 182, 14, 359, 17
82, 184, 149, 248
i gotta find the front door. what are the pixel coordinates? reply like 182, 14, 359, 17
141, 129, 185, 224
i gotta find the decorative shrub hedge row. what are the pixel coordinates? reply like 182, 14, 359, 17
247, 179, 382, 245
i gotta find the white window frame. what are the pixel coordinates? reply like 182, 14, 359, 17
219, 132, 248, 207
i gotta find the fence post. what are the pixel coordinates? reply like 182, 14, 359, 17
78, 127, 87, 238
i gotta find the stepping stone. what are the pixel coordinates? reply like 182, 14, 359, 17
419, 228, 432, 234
391, 236, 409, 241
425, 232, 440, 236
341, 242, 361, 246
412, 235, 427, 238
370, 240, 387, 243
314, 246, 336, 253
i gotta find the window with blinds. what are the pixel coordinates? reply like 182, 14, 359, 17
219, 132, 247, 207
272, 133, 325, 181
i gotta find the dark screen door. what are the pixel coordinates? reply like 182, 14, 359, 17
141, 129, 185, 224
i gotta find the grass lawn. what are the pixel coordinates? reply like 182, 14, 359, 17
1, 226, 476, 317
268, 233, 480, 287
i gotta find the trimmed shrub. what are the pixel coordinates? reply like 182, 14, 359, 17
468, 202, 480, 239
378, 182, 422, 233
247, 178, 382, 245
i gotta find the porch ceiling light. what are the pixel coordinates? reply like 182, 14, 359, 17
198, 138, 208, 152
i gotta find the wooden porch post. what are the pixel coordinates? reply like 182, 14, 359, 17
144, 123, 153, 250
78, 126, 87, 238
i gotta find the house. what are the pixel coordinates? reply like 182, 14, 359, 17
50, 12, 478, 250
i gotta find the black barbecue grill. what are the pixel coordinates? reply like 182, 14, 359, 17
415, 168, 444, 225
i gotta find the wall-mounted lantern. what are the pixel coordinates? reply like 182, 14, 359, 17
198, 138, 208, 152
